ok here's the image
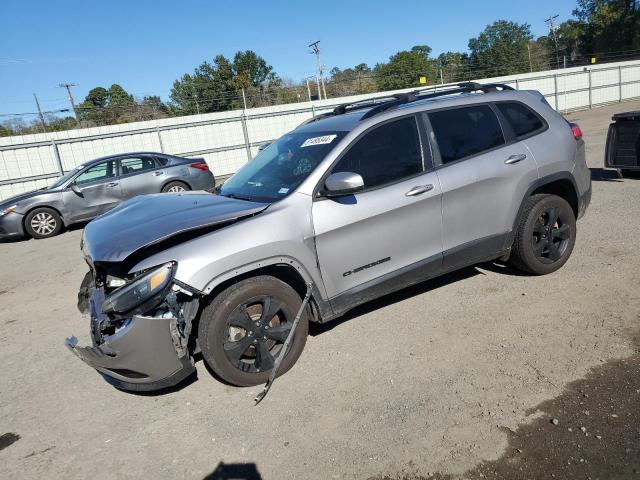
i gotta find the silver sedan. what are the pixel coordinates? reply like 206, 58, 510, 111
0, 152, 215, 240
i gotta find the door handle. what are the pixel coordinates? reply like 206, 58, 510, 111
505, 154, 527, 164
106, 182, 119, 188
405, 184, 434, 196
154, 171, 164, 176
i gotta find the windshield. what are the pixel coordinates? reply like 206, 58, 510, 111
48, 164, 85, 189
220, 130, 346, 202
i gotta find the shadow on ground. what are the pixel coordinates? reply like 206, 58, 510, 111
203, 462, 262, 479
590, 167, 622, 182
310, 266, 484, 336
368, 331, 640, 480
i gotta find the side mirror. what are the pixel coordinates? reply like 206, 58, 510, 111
70, 183, 83, 197
323, 172, 364, 197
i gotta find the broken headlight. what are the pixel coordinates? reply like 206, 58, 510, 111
102, 262, 176, 316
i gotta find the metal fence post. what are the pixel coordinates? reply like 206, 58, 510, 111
553, 74, 559, 111
50, 139, 64, 175
619, 66, 623, 102
515, 78, 519, 90
240, 113, 252, 162
155, 126, 164, 153
311, 104, 316, 118
587, 69, 593, 109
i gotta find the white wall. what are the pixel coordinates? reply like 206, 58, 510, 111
2, 59, 640, 201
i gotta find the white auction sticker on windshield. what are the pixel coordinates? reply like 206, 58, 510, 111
300, 134, 337, 148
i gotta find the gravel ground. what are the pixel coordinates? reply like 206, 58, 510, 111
1, 101, 639, 480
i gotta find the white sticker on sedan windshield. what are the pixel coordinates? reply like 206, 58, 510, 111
300, 134, 337, 148
278, 187, 289, 194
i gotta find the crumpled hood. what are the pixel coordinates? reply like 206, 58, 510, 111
82, 192, 269, 264
0, 188, 49, 210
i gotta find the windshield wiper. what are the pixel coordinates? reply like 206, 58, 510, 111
222, 192, 256, 202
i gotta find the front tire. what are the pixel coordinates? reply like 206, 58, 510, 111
509, 194, 576, 275
198, 276, 309, 386
24, 207, 63, 239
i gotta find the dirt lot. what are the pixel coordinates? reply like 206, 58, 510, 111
1, 101, 639, 480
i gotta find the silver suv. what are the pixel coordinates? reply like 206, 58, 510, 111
66, 83, 592, 392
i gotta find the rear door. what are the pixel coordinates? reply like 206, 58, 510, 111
63, 160, 122, 222
426, 103, 539, 269
312, 115, 443, 300
118, 155, 164, 199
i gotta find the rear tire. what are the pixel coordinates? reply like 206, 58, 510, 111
162, 181, 190, 193
24, 207, 63, 239
509, 194, 576, 275
198, 276, 309, 386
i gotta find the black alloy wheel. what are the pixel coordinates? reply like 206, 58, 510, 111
531, 206, 572, 264
224, 295, 293, 374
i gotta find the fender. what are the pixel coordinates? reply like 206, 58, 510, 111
202, 255, 334, 322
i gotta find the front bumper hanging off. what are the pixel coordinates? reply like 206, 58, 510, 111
66, 287, 196, 392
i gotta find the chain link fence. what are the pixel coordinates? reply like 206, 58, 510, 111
1, 59, 640, 201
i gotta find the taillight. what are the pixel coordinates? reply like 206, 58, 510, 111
190, 162, 209, 171
570, 123, 583, 140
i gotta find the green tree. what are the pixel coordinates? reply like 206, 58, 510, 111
0, 123, 13, 137
573, 0, 640, 53
437, 51, 470, 83
468, 20, 534, 76
326, 63, 375, 96
170, 51, 279, 113
374, 45, 438, 90
78, 86, 109, 125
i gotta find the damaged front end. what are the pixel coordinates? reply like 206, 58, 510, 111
66, 262, 200, 392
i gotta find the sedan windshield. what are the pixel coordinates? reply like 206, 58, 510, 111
220, 130, 346, 202
48, 164, 85, 189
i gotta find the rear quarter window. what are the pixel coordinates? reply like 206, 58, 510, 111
496, 102, 545, 138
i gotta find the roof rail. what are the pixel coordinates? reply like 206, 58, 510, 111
303, 82, 516, 125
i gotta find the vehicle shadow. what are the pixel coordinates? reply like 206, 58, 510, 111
203, 462, 262, 479
310, 265, 485, 336
590, 167, 622, 182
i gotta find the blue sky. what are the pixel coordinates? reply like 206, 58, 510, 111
2, 0, 578, 117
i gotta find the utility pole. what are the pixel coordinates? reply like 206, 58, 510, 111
527, 44, 533, 72
309, 41, 327, 100
191, 86, 200, 115
305, 79, 312, 101
58, 83, 81, 127
33, 93, 47, 133
544, 14, 561, 70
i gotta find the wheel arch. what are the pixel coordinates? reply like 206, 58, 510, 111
22, 204, 66, 230
530, 178, 578, 217
161, 179, 191, 191
507, 172, 579, 248
199, 258, 332, 327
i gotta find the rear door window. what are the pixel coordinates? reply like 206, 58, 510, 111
496, 102, 545, 138
332, 116, 424, 189
120, 157, 156, 175
428, 105, 505, 164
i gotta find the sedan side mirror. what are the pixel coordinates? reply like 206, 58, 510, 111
323, 172, 364, 197
70, 182, 83, 197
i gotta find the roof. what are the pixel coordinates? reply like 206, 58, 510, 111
81, 151, 170, 166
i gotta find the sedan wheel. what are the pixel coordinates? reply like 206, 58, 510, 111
162, 181, 190, 193
24, 207, 63, 239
